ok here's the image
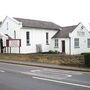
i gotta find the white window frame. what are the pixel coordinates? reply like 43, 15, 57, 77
54, 39, 59, 48
74, 38, 79, 48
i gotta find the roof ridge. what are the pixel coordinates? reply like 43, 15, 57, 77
14, 17, 54, 23
52, 24, 78, 38
62, 24, 78, 28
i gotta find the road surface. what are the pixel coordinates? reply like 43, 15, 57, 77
0, 62, 90, 90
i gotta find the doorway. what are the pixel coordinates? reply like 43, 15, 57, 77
0, 39, 3, 53
62, 40, 65, 53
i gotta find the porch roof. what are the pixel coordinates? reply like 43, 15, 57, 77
0, 32, 8, 38
52, 25, 78, 38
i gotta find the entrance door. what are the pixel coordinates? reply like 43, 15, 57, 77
62, 40, 65, 53
0, 39, 3, 53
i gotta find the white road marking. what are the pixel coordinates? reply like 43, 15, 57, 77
30, 70, 41, 72
0, 70, 5, 72
32, 76, 90, 88
67, 75, 72, 77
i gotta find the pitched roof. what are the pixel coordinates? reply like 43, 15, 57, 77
14, 17, 60, 30
52, 25, 78, 38
5, 34, 12, 39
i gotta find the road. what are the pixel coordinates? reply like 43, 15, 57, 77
0, 62, 90, 90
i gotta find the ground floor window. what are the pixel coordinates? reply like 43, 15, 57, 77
87, 39, 90, 48
54, 39, 58, 48
26, 31, 30, 46
46, 32, 49, 45
74, 38, 79, 48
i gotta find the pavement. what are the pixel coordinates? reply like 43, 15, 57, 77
0, 59, 90, 72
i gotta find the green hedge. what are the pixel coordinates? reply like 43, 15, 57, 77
82, 53, 90, 67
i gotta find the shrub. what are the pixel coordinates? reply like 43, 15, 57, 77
41, 50, 59, 54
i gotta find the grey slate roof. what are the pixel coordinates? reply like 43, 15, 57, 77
14, 17, 60, 30
52, 25, 78, 38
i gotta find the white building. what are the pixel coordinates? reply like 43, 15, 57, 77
0, 16, 90, 55
0, 16, 60, 53
51, 23, 90, 54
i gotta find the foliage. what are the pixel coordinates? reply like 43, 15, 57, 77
40, 50, 60, 54
82, 53, 90, 67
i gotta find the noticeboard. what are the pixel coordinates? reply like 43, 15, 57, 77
6, 39, 21, 47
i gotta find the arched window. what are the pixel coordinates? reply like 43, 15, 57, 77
26, 31, 30, 45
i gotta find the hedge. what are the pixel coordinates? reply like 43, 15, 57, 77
82, 53, 90, 67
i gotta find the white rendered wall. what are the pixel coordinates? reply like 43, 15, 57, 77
0, 17, 58, 53
19, 28, 58, 53
0, 17, 21, 53
0, 16, 22, 39
50, 38, 70, 54
69, 23, 90, 55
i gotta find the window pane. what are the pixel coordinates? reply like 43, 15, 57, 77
88, 39, 90, 48
26, 32, 29, 39
46, 32, 49, 45
55, 39, 58, 48
74, 38, 79, 48
26, 32, 30, 45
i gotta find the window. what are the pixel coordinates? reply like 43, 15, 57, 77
87, 39, 90, 48
26, 32, 30, 46
14, 30, 16, 39
55, 39, 58, 48
7, 22, 8, 30
46, 32, 49, 45
74, 38, 79, 48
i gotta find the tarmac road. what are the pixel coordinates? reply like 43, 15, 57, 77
0, 62, 90, 90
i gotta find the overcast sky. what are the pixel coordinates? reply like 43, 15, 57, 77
0, 0, 90, 27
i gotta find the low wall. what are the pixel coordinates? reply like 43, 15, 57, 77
0, 54, 84, 67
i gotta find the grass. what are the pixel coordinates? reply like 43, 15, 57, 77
0, 53, 84, 67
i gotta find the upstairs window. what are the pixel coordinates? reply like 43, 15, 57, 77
46, 32, 49, 45
55, 39, 58, 48
7, 22, 8, 30
14, 30, 16, 39
26, 32, 30, 46
74, 38, 79, 48
87, 39, 90, 48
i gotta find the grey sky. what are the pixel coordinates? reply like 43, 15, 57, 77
0, 0, 90, 26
